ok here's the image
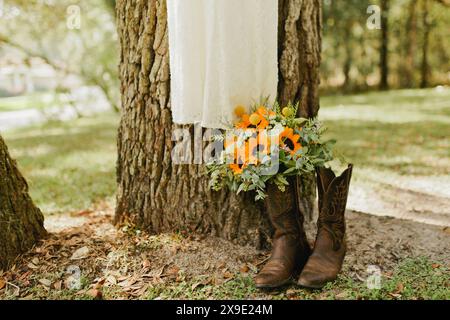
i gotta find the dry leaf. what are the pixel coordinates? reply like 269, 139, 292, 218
27, 263, 38, 270
240, 265, 249, 273
53, 280, 62, 291
106, 275, 117, 285
396, 282, 404, 293
0, 279, 6, 290
70, 246, 90, 260
431, 263, 441, 269
142, 259, 151, 268
39, 279, 52, 287
223, 271, 233, 279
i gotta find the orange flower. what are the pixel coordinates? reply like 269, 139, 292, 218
279, 127, 302, 155
229, 163, 247, 175
247, 131, 271, 161
234, 106, 275, 130
235, 114, 251, 129
229, 147, 257, 174
254, 106, 275, 130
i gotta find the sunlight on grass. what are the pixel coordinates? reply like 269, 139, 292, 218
322, 88, 450, 175
0, 92, 56, 112
2, 112, 119, 215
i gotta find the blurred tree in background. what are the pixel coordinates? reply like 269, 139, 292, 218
0, 0, 119, 111
322, 0, 450, 92
0, 0, 448, 106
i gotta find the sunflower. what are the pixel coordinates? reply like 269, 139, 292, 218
279, 127, 302, 155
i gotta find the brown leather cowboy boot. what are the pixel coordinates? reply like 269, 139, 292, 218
255, 177, 311, 288
298, 165, 353, 289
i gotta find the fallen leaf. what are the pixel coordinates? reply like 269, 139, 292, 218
39, 279, 52, 287
31, 258, 40, 265
166, 266, 180, 277
396, 282, 404, 293
240, 265, 249, 273
142, 259, 151, 268
191, 282, 203, 291
223, 271, 233, 279
53, 280, 62, 290
431, 263, 441, 269
389, 293, 402, 299
70, 246, 90, 260
106, 275, 117, 285
0, 279, 6, 290
27, 263, 38, 270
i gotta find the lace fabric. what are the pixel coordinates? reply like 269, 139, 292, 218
167, 0, 278, 129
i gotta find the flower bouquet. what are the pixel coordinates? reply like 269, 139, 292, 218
206, 101, 335, 200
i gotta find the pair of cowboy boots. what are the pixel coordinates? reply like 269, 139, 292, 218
254, 165, 353, 289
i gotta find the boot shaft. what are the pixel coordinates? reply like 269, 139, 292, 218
316, 165, 353, 250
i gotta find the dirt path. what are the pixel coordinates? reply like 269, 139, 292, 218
348, 170, 450, 227
1, 207, 449, 300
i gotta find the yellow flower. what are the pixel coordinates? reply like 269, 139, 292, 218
279, 127, 302, 155
234, 105, 246, 117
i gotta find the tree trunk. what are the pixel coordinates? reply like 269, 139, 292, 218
402, 0, 418, 88
0, 135, 46, 270
379, 0, 390, 90
115, 0, 322, 248
420, 0, 431, 88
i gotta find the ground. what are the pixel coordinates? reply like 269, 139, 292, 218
0, 88, 449, 300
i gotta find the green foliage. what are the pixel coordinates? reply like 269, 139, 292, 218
206, 104, 335, 201
322, 0, 450, 90
0, 0, 119, 109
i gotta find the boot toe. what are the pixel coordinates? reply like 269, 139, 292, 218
254, 272, 291, 289
298, 270, 336, 289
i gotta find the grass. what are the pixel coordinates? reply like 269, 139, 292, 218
2, 113, 119, 215
2, 87, 449, 212
14, 256, 444, 300
0, 92, 59, 112
139, 257, 449, 300
1, 88, 449, 300
321, 87, 450, 175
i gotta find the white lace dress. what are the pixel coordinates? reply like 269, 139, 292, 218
167, 0, 278, 129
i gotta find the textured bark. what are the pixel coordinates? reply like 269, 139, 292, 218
115, 0, 322, 247
420, 0, 431, 88
0, 135, 46, 270
379, 0, 390, 90
403, 0, 418, 88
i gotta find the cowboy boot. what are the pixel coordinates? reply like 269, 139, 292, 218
255, 177, 311, 289
298, 165, 353, 289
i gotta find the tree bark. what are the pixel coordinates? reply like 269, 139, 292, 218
379, 0, 390, 90
402, 0, 418, 88
115, 0, 322, 247
420, 0, 431, 88
0, 135, 46, 270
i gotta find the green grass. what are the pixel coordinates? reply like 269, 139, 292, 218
0, 92, 58, 112
2, 87, 448, 213
2, 112, 119, 214
139, 257, 449, 300
321, 88, 450, 175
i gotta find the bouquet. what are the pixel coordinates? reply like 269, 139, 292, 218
206, 101, 335, 201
